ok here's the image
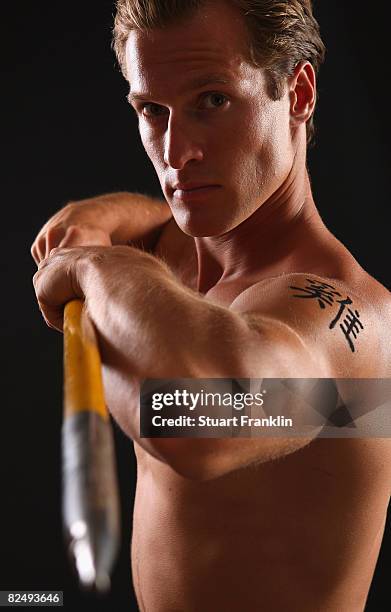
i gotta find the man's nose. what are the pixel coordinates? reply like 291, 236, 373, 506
163, 114, 203, 169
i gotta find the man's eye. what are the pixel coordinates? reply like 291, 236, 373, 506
142, 103, 167, 118
201, 93, 229, 109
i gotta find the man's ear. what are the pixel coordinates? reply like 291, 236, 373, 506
289, 61, 316, 127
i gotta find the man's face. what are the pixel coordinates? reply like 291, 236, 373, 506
126, 1, 295, 237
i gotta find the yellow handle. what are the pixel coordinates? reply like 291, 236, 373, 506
63, 299, 108, 421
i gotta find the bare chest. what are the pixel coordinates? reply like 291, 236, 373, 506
131, 438, 390, 612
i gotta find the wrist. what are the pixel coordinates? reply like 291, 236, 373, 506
78, 245, 171, 303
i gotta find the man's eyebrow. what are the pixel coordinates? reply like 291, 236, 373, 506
127, 74, 231, 103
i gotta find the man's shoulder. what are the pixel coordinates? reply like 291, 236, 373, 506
230, 270, 389, 315
230, 271, 391, 377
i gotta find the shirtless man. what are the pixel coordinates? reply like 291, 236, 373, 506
32, 1, 391, 610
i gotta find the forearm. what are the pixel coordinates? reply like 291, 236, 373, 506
78, 246, 257, 467
81, 247, 248, 379
32, 190, 173, 264
85, 191, 172, 251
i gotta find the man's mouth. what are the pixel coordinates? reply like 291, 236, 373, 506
171, 183, 221, 200
173, 185, 221, 201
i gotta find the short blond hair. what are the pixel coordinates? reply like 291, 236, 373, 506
113, 0, 325, 146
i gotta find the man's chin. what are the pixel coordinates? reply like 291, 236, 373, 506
173, 218, 236, 238
170, 200, 241, 238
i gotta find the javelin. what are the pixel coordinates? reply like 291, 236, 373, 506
62, 299, 120, 592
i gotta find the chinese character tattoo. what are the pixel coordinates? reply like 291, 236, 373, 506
289, 278, 364, 352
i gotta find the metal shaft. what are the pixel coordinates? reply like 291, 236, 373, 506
62, 300, 120, 592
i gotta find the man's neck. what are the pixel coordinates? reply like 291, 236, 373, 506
194, 169, 326, 295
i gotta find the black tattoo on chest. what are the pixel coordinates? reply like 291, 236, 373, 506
289, 278, 364, 352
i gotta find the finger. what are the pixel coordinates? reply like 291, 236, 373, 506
31, 232, 46, 263
33, 253, 84, 329
37, 299, 64, 333
33, 267, 66, 332
45, 226, 66, 259
31, 242, 40, 265
48, 247, 63, 258
32, 221, 56, 261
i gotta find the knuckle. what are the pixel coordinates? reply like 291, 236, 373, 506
46, 225, 63, 243
65, 201, 77, 212
87, 250, 106, 265
46, 226, 57, 239
66, 224, 85, 235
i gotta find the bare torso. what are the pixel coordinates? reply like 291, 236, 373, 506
131, 219, 391, 611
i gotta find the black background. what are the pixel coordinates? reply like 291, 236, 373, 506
1, 1, 390, 610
